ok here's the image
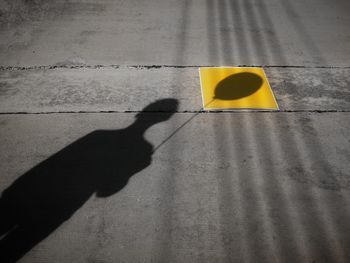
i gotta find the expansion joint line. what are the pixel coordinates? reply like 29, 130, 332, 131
0, 110, 349, 115
1, 64, 350, 71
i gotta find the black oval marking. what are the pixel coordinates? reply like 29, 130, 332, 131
214, 72, 263, 100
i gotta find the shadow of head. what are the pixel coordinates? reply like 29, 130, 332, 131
214, 72, 263, 100
136, 98, 179, 123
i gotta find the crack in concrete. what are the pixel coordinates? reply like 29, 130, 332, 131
1, 64, 350, 71
0, 110, 349, 115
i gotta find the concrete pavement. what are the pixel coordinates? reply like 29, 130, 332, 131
1, 112, 350, 263
1, 0, 350, 67
0, 67, 349, 113
0, 0, 349, 262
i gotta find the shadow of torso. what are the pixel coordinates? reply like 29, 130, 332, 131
0, 128, 153, 261
3, 128, 153, 221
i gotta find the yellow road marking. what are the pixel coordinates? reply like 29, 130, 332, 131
199, 67, 279, 110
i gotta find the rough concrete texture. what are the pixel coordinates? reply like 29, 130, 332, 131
0, 113, 349, 263
0, 0, 350, 262
0, 67, 349, 113
1, 0, 350, 67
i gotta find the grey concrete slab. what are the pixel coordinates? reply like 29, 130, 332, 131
0, 67, 349, 113
1, 0, 350, 67
1, 0, 349, 262
0, 112, 349, 262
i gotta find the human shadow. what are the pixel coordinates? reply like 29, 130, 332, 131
0, 98, 178, 262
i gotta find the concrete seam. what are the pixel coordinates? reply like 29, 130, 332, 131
1, 65, 350, 71
0, 110, 349, 115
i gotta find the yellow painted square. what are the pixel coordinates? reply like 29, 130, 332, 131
199, 67, 279, 110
